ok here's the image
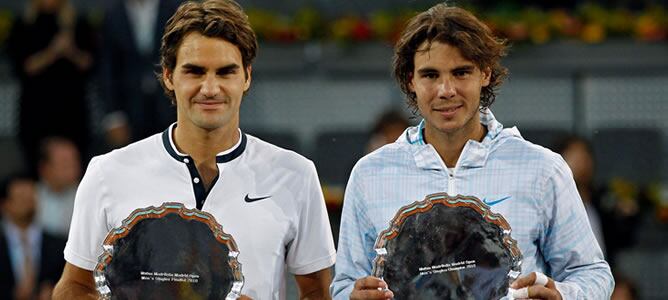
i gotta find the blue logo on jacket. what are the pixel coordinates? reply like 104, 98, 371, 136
482, 196, 512, 206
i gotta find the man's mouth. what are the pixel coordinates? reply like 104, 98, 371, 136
435, 104, 462, 117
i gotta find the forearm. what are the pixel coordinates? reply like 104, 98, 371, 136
52, 281, 97, 300
24, 48, 59, 75
300, 288, 332, 300
296, 268, 333, 300
66, 48, 93, 71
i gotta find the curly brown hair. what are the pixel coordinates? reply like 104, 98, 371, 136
158, 0, 258, 104
392, 4, 508, 111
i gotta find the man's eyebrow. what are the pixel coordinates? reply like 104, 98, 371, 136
179, 63, 241, 72
217, 63, 241, 72
416, 67, 439, 75
452, 65, 476, 73
181, 63, 205, 71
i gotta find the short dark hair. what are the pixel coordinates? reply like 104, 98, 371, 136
393, 4, 508, 111
0, 172, 34, 204
158, 0, 258, 104
38, 136, 75, 164
553, 135, 594, 158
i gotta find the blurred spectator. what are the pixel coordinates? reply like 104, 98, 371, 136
7, 0, 95, 177
89, 111, 132, 155
36, 137, 81, 238
0, 173, 66, 300
611, 272, 639, 300
554, 135, 640, 266
366, 109, 410, 153
555, 135, 606, 253
99, 0, 181, 144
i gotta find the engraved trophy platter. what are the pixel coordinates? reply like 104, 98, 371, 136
94, 202, 243, 299
372, 193, 522, 299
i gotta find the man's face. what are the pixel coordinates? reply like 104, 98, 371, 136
39, 0, 64, 12
163, 32, 251, 132
409, 41, 490, 136
1, 180, 37, 225
40, 142, 81, 188
562, 141, 594, 186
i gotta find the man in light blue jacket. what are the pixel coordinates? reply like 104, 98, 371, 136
331, 3, 613, 300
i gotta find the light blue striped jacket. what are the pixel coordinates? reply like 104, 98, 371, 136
331, 109, 613, 299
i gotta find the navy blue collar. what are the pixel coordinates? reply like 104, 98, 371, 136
161, 124, 247, 164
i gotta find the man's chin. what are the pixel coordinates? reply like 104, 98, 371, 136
192, 119, 227, 131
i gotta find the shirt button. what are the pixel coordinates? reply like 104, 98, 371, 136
193, 177, 200, 184
183, 158, 190, 163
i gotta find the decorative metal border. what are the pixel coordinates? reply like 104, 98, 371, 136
372, 193, 522, 281
94, 202, 243, 300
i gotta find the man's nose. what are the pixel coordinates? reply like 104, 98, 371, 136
437, 78, 456, 99
200, 74, 220, 97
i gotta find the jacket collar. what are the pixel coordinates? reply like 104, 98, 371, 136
400, 109, 520, 170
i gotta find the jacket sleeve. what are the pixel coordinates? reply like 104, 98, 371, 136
330, 164, 378, 299
540, 155, 615, 299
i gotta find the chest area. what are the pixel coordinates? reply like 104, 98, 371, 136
365, 166, 543, 249
104, 167, 299, 256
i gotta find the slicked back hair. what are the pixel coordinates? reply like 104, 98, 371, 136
158, 0, 258, 104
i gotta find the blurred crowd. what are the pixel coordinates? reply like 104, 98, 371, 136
0, 0, 182, 299
0, 0, 663, 299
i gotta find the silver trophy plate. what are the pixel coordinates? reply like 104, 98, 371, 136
94, 202, 244, 299
373, 193, 522, 299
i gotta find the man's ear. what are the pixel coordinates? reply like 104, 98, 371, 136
481, 67, 491, 87
408, 72, 415, 92
162, 68, 174, 91
243, 65, 252, 92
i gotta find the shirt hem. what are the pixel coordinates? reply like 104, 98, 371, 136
288, 252, 336, 275
64, 249, 97, 271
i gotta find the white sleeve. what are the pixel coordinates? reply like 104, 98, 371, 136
285, 161, 336, 275
63, 156, 111, 270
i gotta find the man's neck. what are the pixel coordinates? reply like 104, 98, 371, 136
425, 122, 487, 168
173, 122, 240, 162
2, 214, 33, 231
173, 122, 240, 190
42, 179, 69, 194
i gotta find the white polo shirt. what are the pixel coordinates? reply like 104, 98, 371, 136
64, 124, 336, 299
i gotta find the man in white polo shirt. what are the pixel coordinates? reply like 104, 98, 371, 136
52, 1, 336, 299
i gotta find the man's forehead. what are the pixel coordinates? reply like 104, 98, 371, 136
414, 41, 478, 68
175, 32, 243, 66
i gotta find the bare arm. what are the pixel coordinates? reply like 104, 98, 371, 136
64, 46, 93, 71
295, 268, 333, 300
23, 45, 61, 76
52, 263, 97, 300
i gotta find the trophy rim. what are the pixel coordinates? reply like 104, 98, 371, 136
93, 202, 244, 299
371, 193, 522, 281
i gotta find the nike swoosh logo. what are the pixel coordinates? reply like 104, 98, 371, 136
482, 196, 512, 206
244, 194, 271, 203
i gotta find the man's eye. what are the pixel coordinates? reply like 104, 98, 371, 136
218, 69, 236, 76
454, 71, 471, 77
185, 69, 204, 75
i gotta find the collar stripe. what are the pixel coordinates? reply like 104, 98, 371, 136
161, 124, 247, 164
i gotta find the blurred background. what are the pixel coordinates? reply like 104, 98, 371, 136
0, 0, 666, 299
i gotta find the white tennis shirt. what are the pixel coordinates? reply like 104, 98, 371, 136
64, 124, 336, 299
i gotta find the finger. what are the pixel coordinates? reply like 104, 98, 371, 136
510, 287, 528, 299
533, 272, 549, 286
526, 285, 560, 300
510, 272, 537, 289
351, 288, 394, 300
354, 276, 388, 290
